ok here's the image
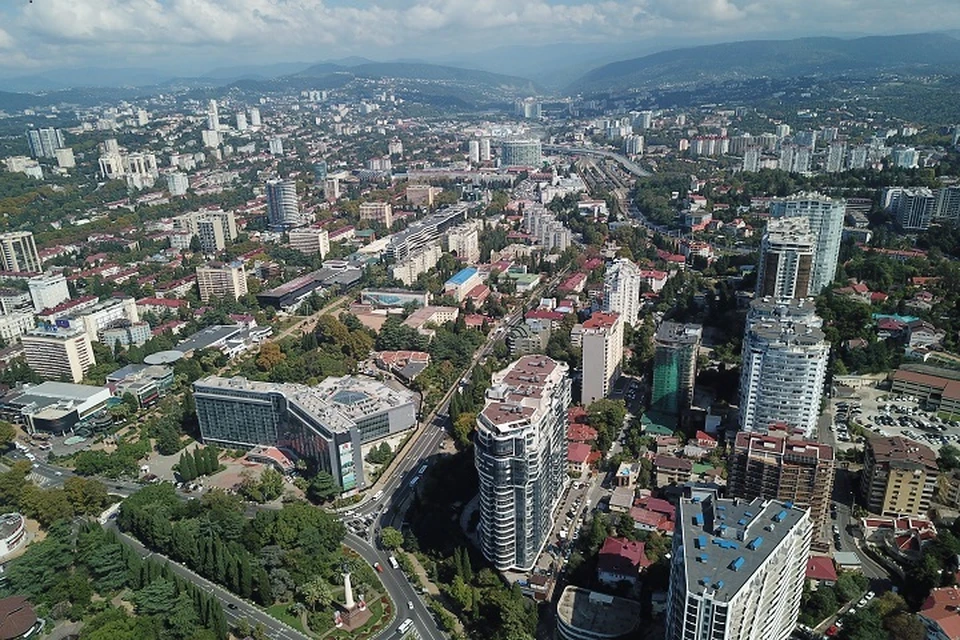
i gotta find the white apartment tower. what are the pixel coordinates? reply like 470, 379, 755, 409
22, 326, 95, 383
358, 202, 394, 228
665, 493, 812, 640
580, 312, 624, 406
28, 273, 70, 312
207, 99, 220, 132
742, 147, 761, 173
757, 217, 815, 301
825, 142, 846, 173
235, 111, 248, 131
475, 355, 571, 571
739, 306, 828, 438
0, 232, 41, 273
248, 107, 261, 127
196, 261, 248, 303
770, 193, 844, 294
603, 258, 642, 326
468, 140, 481, 164
444, 221, 481, 264
288, 227, 331, 258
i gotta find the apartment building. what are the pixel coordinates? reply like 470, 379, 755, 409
861, 436, 938, 517
580, 312, 623, 406
197, 261, 248, 303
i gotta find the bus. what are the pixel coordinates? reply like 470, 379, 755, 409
409, 476, 420, 489
372, 490, 384, 501
398, 619, 413, 635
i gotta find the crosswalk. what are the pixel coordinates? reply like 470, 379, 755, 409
29, 472, 55, 488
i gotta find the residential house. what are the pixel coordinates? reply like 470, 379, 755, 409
596, 537, 651, 586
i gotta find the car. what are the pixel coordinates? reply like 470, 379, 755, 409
408, 601, 414, 610
374, 562, 383, 573
858, 598, 868, 607
826, 625, 838, 637
865, 591, 875, 600
227, 603, 237, 610
835, 619, 844, 629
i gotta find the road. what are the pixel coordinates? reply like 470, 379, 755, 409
543, 144, 652, 178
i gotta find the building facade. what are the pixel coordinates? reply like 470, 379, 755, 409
727, 432, 835, 552
359, 202, 393, 228
22, 326, 95, 383
861, 436, 938, 517
197, 261, 248, 302
28, 273, 70, 312
288, 227, 331, 257
500, 139, 542, 167
580, 312, 624, 406
770, 192, 844, 294
665, 494, 812, 640
603, 258, 642, 327
651, 322, 702, 418
0, 232, 41, 273
475, 356, 570, 571
757, 217, 815, 301
265, 179, 302, 230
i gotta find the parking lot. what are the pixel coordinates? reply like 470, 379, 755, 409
833, 385, 960, 454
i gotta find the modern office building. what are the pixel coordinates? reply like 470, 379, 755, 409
580, 312, 624, 406
665, 493, 812, 640
499, 139, 542, 167
757, 217, 815, 301
739, 313, 828, 438
651, 322, 702, 418
385, 204, 469, 262
0, 381, 111, 435
603, 258, 642, 327
197, 261, 248, 302
21, 326, 96, 383
288, 227, 331, 257
265, 178, 302, 230
359, 202, 393, 228
728, 432, 835, 551
26, 128, 65, 158
0, 232, 41, 274
894, 187, 937, 231
770, 192, 844, 294
28, 273, 70, 312
475, 355, 571, 571
194, 375, 417, 493
861, 436, 938, 517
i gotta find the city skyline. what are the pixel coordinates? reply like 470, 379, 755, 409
2, 1, 960, 78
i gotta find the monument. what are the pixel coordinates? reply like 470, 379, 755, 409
334, 566, 371, 630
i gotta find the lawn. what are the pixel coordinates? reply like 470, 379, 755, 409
266, 603, 308, 634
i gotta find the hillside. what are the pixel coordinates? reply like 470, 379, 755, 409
569, 33, 960, 93
292, 61, 537, 92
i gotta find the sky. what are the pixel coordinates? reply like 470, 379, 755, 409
1, 0, 960, 76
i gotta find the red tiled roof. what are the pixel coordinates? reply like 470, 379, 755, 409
567, 443, 592, 464
921, 587, 960, 639
567, 423, 598, 443
598, 537, 651, 575
0, 596, 37, 640
805, 556, 838, 583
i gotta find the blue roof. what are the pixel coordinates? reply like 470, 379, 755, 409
446, 267, 478, 286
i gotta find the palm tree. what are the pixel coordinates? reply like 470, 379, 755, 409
298, 576, 333, 611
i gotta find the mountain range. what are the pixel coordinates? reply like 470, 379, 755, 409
567, 32, 960, 93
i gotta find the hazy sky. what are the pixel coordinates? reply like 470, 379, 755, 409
1, 0, 959, 74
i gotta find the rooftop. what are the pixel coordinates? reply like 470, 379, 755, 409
446, 267, 478, 286
921, 586, 960, 640
176, 324, 242, 353
556, 586, 642, 639
679, 494, 807, 602
582, 311, 620, 330
868, 435, 937, 471
655, 321, 703, 344
0, 596, 37, 640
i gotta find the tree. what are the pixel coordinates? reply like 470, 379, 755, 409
939, 444, 960, 471
178, 451, 197, 482
380, 527, 403, 550
256, 342, 286, 371
0, 421, 16, 449
298, 576, 333, 611
258, 468, 284, 502
307, 471, 339, 503
452, 413, 475, 450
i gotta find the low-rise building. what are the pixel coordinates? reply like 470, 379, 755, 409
596, 536, 650, 586
654, 454, 693, 487
106, 363, 175, 408
556, 586, 643, 640
0, 381, 111, 434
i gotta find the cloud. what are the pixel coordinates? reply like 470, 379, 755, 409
2, 0, 960, 72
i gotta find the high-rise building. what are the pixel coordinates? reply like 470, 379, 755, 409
166, 173, 189, 196
861, 436, 938, 517
0, 232, 41, 274
479, 138, 492, 161
22, 326, 95, 383
444, 221, 481, 263
665, 493, 812, 640
499, 139, 542, 167
173, 210, 238, 252
894, 187, 937, 231
742, 147, 761, 173
468, 140, 480, 164
269, 137, 284, 156
195, 375, 417, 493
28, 273, 70, 312
891, 146, 919, 168
848, 145, 869, 170
196, 261, 248, 302
359, 202, 393, 228
651, 322, 702, 418
288, 227, 330, 258
207, 99, 220, 132
825, 142, 846, 173
739, 310, 828, 438
770, 193, 844, 294
324, 177, 340, 200
757, 217, 815, 301
54, 148, 75, 169
475, 355, 570, 571
728, 432, 835, 552
26, 128, 65, 158
235, 111, 247, 131
624, 135, 644, 156
936, 185, 960, 224
603, 258, 642, 327
580, 312, 624, 406
265, 179, 302, 230
775, 123, 791, 138
636, 111, 653, 130
248, 107, 261, 127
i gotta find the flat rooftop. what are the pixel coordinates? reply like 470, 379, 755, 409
446, 267, 478, 286
556, 586, 642, 638
680, 494, 807, 602
176, 324, 242, 353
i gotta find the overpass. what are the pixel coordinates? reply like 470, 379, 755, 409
543, 144, 652, 178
